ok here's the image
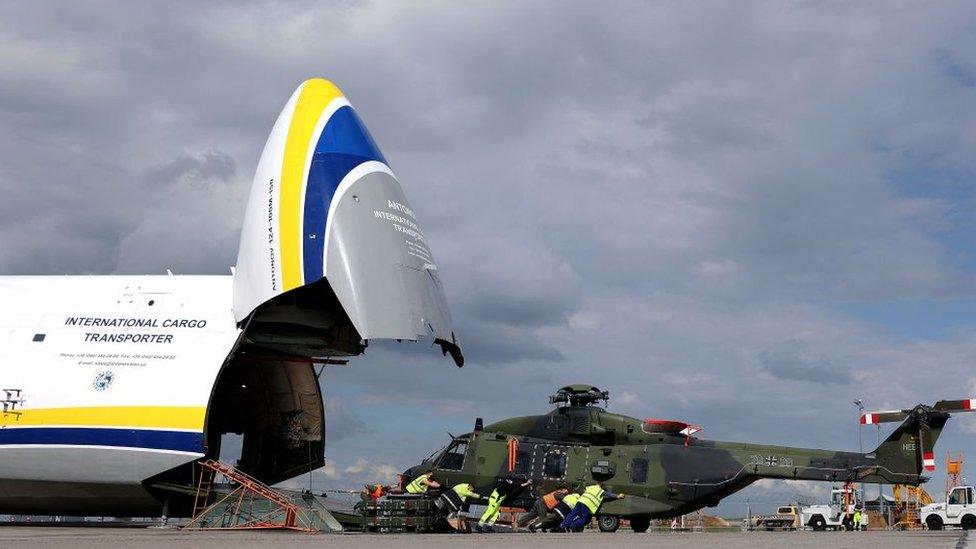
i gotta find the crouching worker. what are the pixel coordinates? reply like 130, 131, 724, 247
539, 492, 580, 532
517, 486, 570, 532
405, 470, 440, 495
439, 483, 481, 533
559, 482, 624, 532
475, 476, 532, 533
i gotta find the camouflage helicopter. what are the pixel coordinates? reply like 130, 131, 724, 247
403, 384, 974, 532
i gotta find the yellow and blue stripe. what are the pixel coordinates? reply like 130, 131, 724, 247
278, 78, 389, 291
0, 406, 206, 453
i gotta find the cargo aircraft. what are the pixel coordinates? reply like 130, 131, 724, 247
0, 78, 463, 516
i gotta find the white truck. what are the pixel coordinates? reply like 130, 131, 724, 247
801, 486, 865, 531
921, 486, 976, 530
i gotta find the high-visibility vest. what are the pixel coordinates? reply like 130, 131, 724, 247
563, 493, 581, 507
542, 490, 560, 509
453, 483, 479, 502
579, 484, 606, 513
406, 474, 430, 494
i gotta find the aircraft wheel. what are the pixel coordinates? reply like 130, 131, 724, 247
598, 515, 620, 533
808, 516, 826, 531
925, 515, 943, 531
630, 516, 651, 533
961, 514, 976, 530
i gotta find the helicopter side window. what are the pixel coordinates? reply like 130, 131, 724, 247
437, 440, 468, 471
630, 457, 648, 484
513, 450, 532, 475
543, 450, 567, 479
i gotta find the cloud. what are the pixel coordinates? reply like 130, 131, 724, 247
325, 397, 368, 442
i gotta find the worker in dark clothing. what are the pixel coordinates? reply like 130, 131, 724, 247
474, 476, 532, 532
557, 482, 625, 532
517, 486, 570, 531
438, 483, 482, 533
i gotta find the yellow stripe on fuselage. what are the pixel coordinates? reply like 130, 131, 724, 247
0, 406, 206, 431
279, 78, 345, 291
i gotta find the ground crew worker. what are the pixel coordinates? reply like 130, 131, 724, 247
475, 476, 532, 532
517, 486, 570, 531
539, 492, 581, 532
405, 470, 440, 495
559, 481, 624, 532
439, 483, 481, 533
852, 506, 862, 531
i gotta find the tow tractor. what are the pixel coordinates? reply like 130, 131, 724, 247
920, 486, 976, 530
800, 484, 864, 531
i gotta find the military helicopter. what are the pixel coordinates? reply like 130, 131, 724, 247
403, 384, 974, 532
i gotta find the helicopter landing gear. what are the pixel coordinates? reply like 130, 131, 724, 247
630, 515, 651, 533
597, 515, 620, 532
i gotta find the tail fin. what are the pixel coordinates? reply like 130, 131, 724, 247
870, 408, 949, 485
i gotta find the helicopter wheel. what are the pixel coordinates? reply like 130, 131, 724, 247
630, 515, 651, 533
597, 515, 620, 532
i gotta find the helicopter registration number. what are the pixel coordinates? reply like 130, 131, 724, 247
750, 454, 794, 467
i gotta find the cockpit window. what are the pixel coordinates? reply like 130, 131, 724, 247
423, 444, 448, 465
437, 440, 468, 471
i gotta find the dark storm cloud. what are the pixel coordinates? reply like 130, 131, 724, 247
2, 1, 976, 509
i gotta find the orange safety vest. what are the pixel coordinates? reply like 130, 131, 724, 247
542, 491, 560, 510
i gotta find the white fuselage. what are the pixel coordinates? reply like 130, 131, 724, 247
0, 275, 240, 513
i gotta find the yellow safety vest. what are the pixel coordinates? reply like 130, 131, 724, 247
579, 485, 606, 513
453, 483, 479, 502
406, 474, 430, 494
563, 493, 581, 507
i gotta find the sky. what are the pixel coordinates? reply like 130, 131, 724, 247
2, 1, 976, 516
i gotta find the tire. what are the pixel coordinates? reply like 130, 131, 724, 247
841, 516, 853, 531
598, 515, 620, 533
808, 515, 826, 531
961, 515, 976, 530
630, 515, 651, 533
925, 515, 943, 531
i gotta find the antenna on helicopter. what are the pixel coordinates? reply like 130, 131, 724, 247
550, 384, 610, 408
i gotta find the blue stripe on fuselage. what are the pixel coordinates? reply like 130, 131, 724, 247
0, 427, 203, 453
302, 106, 386, 283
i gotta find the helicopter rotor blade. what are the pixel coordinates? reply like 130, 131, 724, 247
932, 399, 976, 413
859, 410, 908, 425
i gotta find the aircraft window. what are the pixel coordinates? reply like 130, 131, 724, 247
543, 450, 567, 478
630, 458, 648, 483
32, 333, 45, 342
513, 450, 532, 475
423, 444, 448, 465
438, 441, 468, 471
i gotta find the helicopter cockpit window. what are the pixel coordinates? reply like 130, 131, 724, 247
630, 457, 649, 484
437, 440, 468, 471
543, 450, 567, 479
513, 450, 532, 475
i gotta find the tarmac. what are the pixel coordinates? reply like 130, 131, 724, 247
0, 527, 969, 549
